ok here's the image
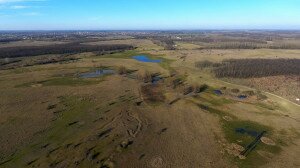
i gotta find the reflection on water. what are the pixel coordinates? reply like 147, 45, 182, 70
238, 95, 248, 99
214, 90, 223, 95
152, 75, 163, 84
235, 128, 258, 137
132, 55, 162, 63
80, 69, 115, 78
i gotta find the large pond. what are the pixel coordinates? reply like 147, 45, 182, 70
132, 55, 162, 63
79, 69, 115, 78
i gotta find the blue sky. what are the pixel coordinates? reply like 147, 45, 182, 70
0, 0, 300, 30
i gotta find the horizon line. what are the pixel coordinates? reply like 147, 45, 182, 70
1, 28, 300, 32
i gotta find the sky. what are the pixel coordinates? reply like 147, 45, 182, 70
0, 0, 300, 30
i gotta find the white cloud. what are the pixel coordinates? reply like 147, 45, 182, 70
10, 5, 29, 9
0, 0, 45, 4
0, 0, 26, 4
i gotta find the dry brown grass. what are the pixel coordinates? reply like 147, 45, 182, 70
1, 38, 300, 168
141, 84, 165, 103
137, 70, 153, 83
117, 66, 128, 75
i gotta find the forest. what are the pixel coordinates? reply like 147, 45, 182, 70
0, 43, 134, 58
214, 59, 300, 78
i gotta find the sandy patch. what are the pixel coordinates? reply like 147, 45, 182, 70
223, 116, 233, 121
261, 137, 276, 146
226, 143, 246, 159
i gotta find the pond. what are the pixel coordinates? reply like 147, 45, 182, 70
79, 69, 115, 78
214, 90, 223, 95
132, 55, 162, 63
238, 95, 248, 99
152, 75, 163, 84
235, 128, 258, 137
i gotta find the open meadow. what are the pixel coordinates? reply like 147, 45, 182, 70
0, 31, 300, 168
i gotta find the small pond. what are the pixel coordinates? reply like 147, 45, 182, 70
214, 90, 223, 95
132, 55, 162, 63
238, 95, 248, 99
79, 69, 115, 78
235, 128, 259, 137
152, 75, 163, 84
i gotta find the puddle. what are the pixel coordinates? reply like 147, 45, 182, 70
152, 75, 163, 84
79, 69, 115, 78
132, 55, 162, 63
214, 90, 223, 95
238, 95, 248, 99
235, 128, 258, 137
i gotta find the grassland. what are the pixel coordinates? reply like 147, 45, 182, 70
98, 50, 174, 71
0, 36, 299, 168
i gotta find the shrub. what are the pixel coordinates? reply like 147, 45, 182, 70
192, 84, 209, 93
184, 86, 194, 95
118, 66, 128, 75
231, 89, 240, 93
137, 71, 153, 83
243, 90, 256, 96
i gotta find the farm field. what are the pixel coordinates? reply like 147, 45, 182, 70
0, 32, 300, 168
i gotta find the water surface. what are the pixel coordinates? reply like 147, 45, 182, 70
238, 95, 248, 99
80, 69, 115, 78
152, 75, 163, 84
132, 55, 162, 63
214, 90, 223, 95
235, 128, 258, 137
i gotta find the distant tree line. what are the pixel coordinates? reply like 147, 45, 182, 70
207, 42, 265, 49
173, 34, 300, 49
205, 42, 300, 50
0, 43, 134, 58
0, 38, 22, 43
213, 59, 300, 78
179, 37, 267, 44
0, 55, 80, 70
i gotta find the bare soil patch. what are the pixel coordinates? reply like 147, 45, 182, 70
261, 137, 276, 146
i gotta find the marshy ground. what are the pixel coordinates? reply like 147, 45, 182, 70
0, 37, 300, 168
